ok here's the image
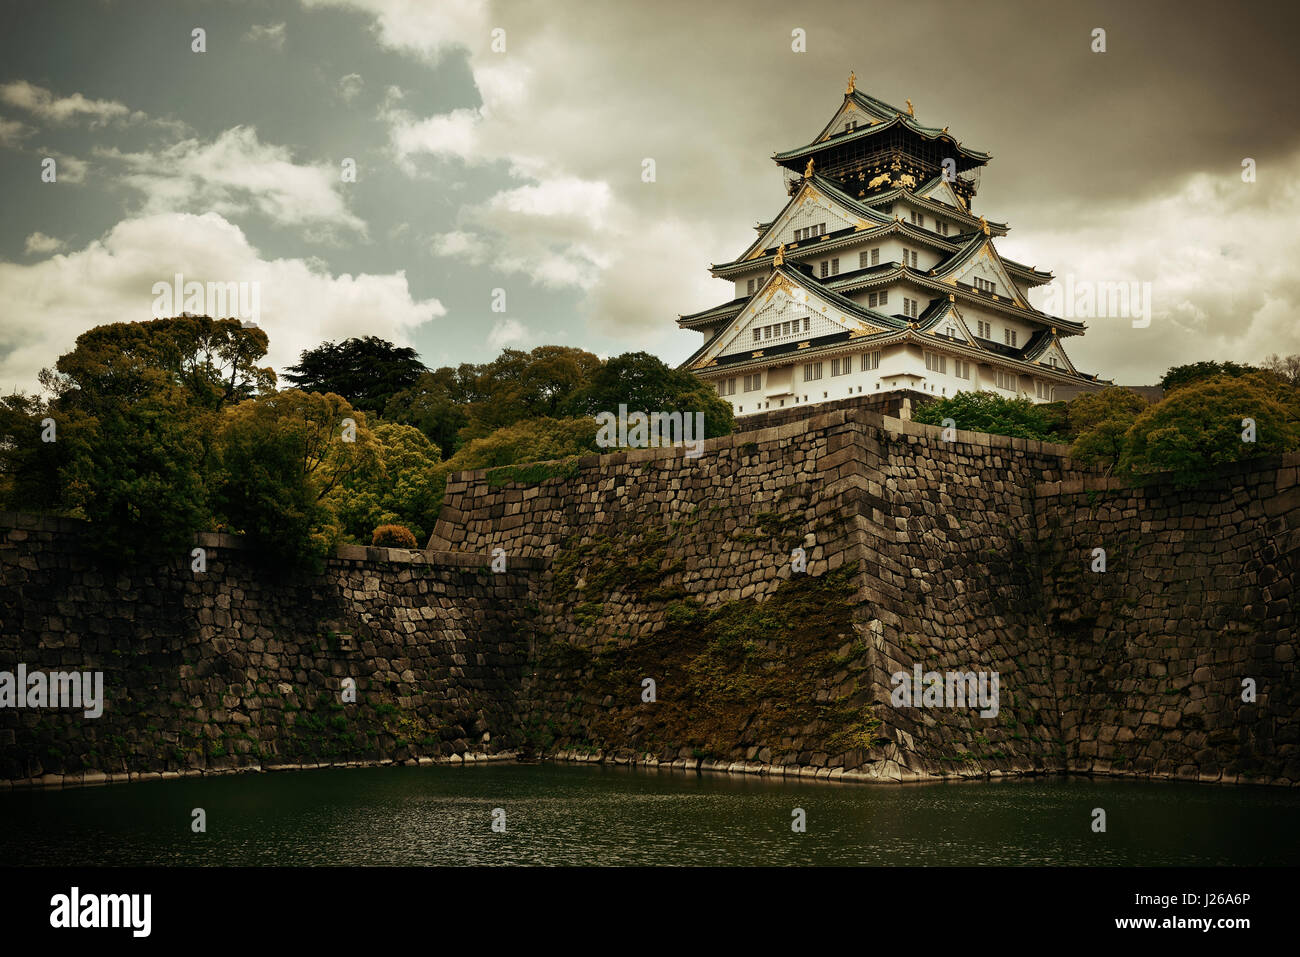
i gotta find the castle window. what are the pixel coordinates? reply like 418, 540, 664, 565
821, 261, 829, 278
910, 211, 924, 227
974, 277, 995, 294
831, 356, 852, 376
1004, 328, 1018, 347
977, 320, 991, 338
925, 352, 947, 373
803, 317, 810, 331
753, 328, 761, 342
936, 221, 950, 236
747, 278, 755, 294
903, 297, 920, 318
803, 362, 823, 382
744, 373, 761, 392
996, 370, 1017, 391
831, 257, 840, 276
955, 359, 971, 379
861, 350, 880, 371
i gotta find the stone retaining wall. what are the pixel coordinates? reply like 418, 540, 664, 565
1, 517, 538, 785
4, 407, 1297, 788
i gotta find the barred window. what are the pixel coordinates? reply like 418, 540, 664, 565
861, 350, 880, 371
803, 362, 823, 382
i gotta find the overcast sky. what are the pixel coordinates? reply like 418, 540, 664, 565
2, 0, 1298, 392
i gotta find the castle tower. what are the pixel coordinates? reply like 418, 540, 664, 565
678, 76, 1104, 417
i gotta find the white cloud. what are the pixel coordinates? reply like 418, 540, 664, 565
1011, 158, 1300, 383
97, 126, 366, 235
384, 102, 481, 172
40, 150, 88, 184
486, 317, 528, 350
337, 72, 364, 103
0, 212, 443, 391
301, 0, 488, 63
0, 116, 33, 148
430, 230, 488, 260
23, 232, 65, 255
432, 175, 616, 290
0, 80, 142, 126
243, 22, 287, 50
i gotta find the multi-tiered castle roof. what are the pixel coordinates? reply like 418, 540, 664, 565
679, 75, 1104, 417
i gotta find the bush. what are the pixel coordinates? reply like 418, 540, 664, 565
372, 524, 418, 548
912, 390, 1061, 442
1121, 374, 1299, 485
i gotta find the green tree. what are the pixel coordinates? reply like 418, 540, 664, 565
324, 422, 443, 544
0, 391, 68, 513
912, 391, 1060, 441
1068, 388, 1150, 472
442, 416, 601, 471
459, 346, 602, 439
41, 315, 273, 412
383, 366, 473, 458
1159, 360, 1254, 394
28, 316, 272, 554
214, 390, 381, 570
282, 336, 427, 413
563, 351, 734, 438
1121, 375, 1299, 484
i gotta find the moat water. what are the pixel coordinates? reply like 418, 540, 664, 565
2, 763, 1297, 866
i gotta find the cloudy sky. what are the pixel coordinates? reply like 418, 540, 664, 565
2, 0, 1298, 392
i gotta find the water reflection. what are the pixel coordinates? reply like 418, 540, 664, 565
2, 763, 1295, 866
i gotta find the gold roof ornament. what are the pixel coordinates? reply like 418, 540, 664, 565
948, 293, 955, 302
906, 98, 915, 117
979, 215, 990, 236
846, 71, 856, 94
804, 157, 814, 178
774, 243, 785, 266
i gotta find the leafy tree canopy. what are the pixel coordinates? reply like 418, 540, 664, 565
42, 315, 273, 411
442, 416, 601, 472
1159, 360, 1255, 394
1121, 374, 1299, 484
912, 391, 1061, 442
214, 390, 381, 570
324, 422, 443, 545
1067, 388, 1150, 471
283, 336, 427, 413
563, 351, 734, 439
